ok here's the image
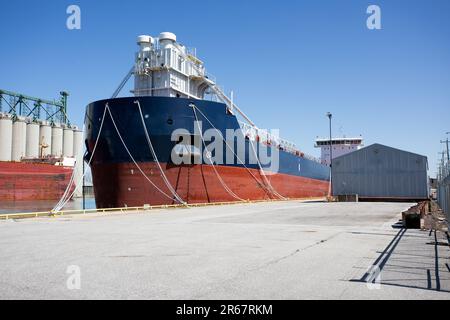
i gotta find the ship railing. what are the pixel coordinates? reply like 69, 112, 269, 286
203, 70, 217, 84
186, 47, 197, 59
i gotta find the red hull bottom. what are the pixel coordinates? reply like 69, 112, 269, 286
92, 162, 329, 208
0, 162, 74, 201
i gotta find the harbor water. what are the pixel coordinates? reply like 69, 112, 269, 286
0, 197, 96, 214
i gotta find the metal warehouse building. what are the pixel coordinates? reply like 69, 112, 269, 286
332, 143, 429, 201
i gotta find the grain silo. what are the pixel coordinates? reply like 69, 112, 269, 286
63, 126, 74, 157
0, 113, 13, 162
11, 116, 27, 161
39, 121, 52, 157
51, 124, 63, 157
73, 128, 83, 158
26, 121, 40, 158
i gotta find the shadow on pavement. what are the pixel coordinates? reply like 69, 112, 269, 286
350, 228, 450, 293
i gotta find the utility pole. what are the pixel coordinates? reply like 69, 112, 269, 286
438, 151, 446, 181
445, 132, 450, 163
439, 132, 450, 181
326, 112, 333, 197
440, 132, 450, 163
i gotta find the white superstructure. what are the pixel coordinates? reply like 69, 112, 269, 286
134, 32, 212, 99
315, 137, 364, 166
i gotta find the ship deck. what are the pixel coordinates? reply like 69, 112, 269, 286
0, 200, 449, 299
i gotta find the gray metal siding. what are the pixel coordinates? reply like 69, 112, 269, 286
332, 144, 428, 199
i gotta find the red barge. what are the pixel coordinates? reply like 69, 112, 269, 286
0, 90, 81, 204
0, 160, 74, 202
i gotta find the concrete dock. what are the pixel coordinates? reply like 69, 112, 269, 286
0, 201, 449, 299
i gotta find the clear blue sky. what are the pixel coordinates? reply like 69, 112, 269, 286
1, 0, 449, 176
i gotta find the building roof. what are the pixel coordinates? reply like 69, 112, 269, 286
334, 143, 428, 162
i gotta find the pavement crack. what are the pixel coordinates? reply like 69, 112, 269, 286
252, 232, 341, 271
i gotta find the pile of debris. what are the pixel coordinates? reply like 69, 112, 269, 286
402, 200, 448, 231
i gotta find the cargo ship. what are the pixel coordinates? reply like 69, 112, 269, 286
0, 91, 82, 202
85, 32, 330, 208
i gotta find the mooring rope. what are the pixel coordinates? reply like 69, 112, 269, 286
52, 103, 186, 213
134, 100, 187, 205
247, 138, 287, 200
52, 158, 78, 211
192, 104, 286, 200
51, 106, 108, 213
106, 105, 183, 204
191, 105, 246, 202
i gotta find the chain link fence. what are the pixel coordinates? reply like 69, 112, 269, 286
437, 169, 450, 223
